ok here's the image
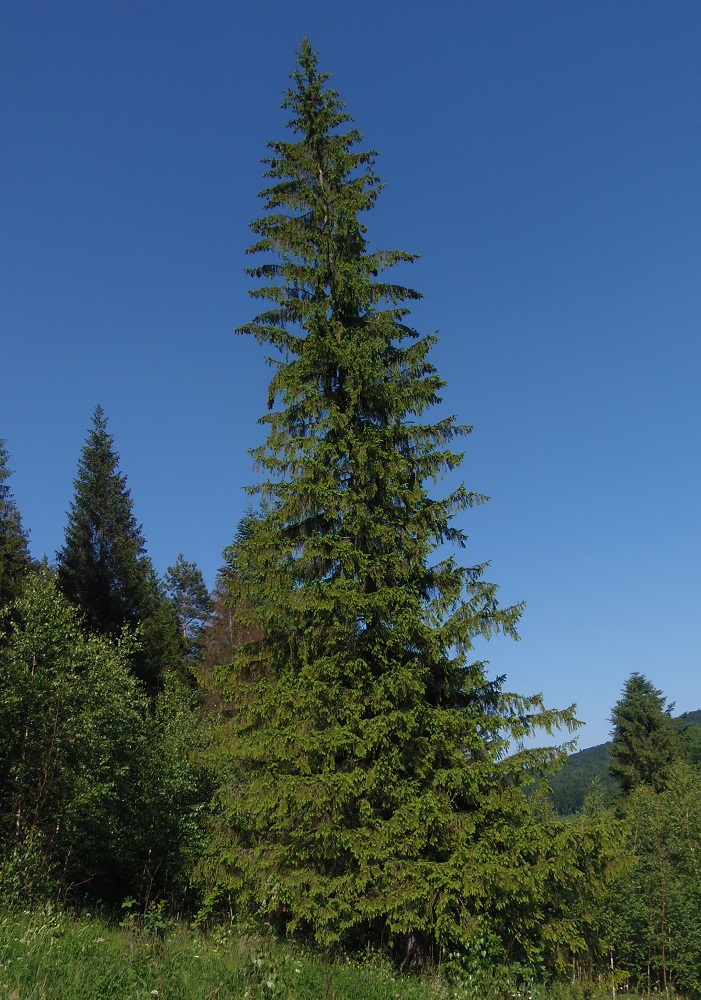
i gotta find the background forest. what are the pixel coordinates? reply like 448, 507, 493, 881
2, 35, 701, 1000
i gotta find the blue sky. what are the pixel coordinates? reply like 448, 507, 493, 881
2, 1, 700, 747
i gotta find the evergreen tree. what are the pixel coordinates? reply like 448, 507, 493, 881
201, 40, 577, 953
164, 553, 213, 660
0, 440, 33, 613
56, 406, 177, 693
609, 672, 681, 794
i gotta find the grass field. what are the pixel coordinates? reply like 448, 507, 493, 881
0, 907, 675, 1000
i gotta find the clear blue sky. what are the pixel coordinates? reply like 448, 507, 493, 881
2, 1, 700, 747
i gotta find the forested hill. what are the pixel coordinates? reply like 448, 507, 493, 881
548, 709, 701, 815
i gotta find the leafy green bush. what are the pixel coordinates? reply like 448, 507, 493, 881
0, 574, 209, 906
597, 762, 701, 994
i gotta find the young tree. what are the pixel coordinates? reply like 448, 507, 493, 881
598, 763, 701, 994
0, 572, 208, 904
201, 40, 577, 954
0, 571, 147, 898
56, 406, 178, 693
609, 672, 681, 794
164, 553, 213, 660
0, 440, 33, 613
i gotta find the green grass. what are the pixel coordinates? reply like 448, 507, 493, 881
0, 908, 680, 999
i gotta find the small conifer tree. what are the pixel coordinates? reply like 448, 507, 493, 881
164, 553, 213, 660
0, 440, 33, 614
57, 406, 177, 692
609, 672, 681, 793
203, 40, 577, 953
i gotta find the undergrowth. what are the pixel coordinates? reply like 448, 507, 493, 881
0, 907, 684, 999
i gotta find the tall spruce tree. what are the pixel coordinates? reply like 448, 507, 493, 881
0, 440, 33, 614
609, 672, 681, 794
57, 406, 177, 693
202, 40, 577, 953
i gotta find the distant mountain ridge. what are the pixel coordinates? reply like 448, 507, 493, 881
546, 709, 701, 815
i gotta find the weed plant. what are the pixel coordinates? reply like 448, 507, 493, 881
0, 908, 685, 999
